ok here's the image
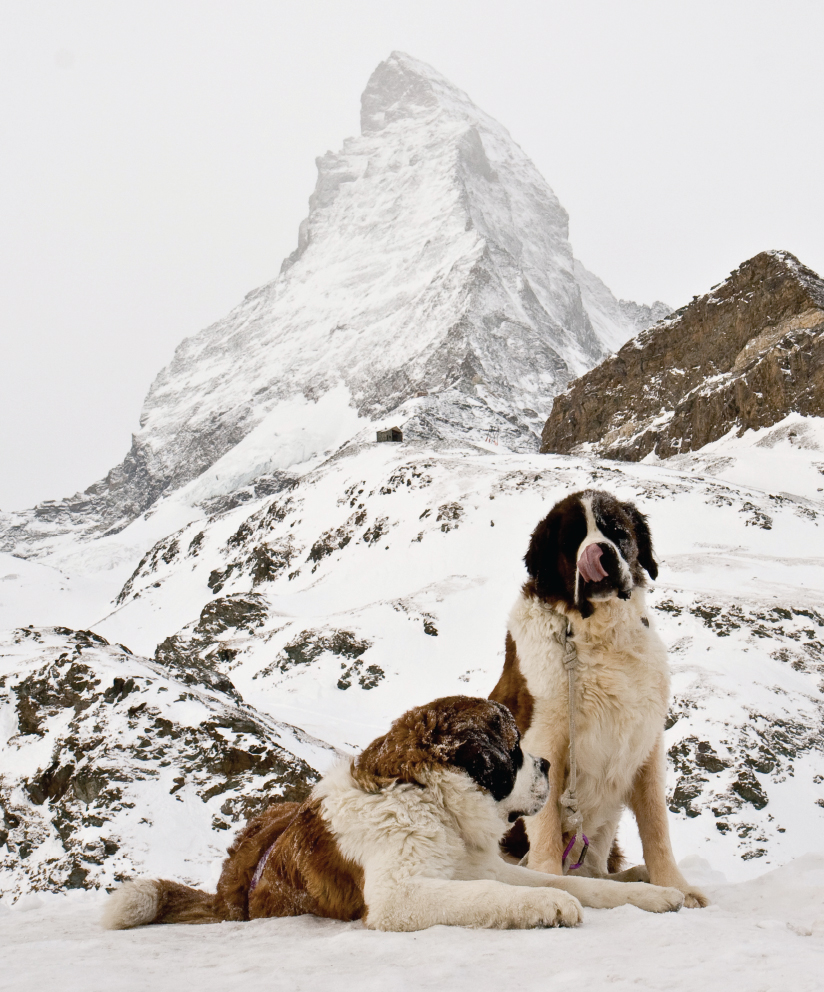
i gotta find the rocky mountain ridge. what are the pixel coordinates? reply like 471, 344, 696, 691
541, 250, 824, 460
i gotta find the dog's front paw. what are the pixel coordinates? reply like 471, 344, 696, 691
518, 890, 583, 929
649, 871, 709, 908
622, 883, 684, 913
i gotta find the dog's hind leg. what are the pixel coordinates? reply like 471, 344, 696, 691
101, 879, 227, 930
628, 735, 708, 908
217, 801, 301, 921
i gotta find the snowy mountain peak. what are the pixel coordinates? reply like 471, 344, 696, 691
1, 54, 664, 557
360, 51, 513, 139
361, 52, 450, 133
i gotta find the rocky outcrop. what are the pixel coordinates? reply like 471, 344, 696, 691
0, 627, 324, 898
541, 251, 824, 460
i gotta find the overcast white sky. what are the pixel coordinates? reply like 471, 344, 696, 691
1, 0, 822, 511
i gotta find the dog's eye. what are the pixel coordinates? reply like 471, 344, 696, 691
601, 521, 628, 545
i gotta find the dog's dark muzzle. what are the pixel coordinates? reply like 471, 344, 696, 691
578, 543, 631, 598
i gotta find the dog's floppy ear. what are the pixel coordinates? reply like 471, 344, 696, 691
452, 735, 518, 802
524, 514, 559, 594
622, 502, 658, 580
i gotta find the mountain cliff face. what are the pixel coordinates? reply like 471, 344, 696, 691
541, 250, 824, 460
0, 52, 663, 558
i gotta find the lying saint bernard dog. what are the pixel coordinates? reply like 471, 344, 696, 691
490, 490, 708, 908
103, 695, 684, 932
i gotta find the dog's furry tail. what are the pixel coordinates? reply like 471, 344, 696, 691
101, 879, 227, 930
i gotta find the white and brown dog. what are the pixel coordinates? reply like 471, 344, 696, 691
490, 490, 708, 908
103, 695, 684, 932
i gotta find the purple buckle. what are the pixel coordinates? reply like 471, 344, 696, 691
562, 832, 589, 871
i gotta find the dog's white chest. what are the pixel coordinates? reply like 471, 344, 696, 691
572, 650, 666, 799
510, 595, 670, 826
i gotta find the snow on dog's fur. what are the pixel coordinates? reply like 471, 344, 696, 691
490, 490, 708, 908
103, 695, 684, 932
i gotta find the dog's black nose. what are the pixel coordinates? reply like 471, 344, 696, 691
538, 757, 550, 777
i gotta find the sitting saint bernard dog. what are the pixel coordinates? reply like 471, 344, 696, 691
103, 696, 685, 933
490, 490, 708, 908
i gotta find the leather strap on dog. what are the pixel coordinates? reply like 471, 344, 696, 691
557, 620, 589, 871
248, 840, 277, 896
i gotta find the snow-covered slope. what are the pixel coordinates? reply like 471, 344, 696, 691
0, 52, 660, 557
659, 412, 824, 503
103, 439, 824, 877
3, 426, 823, 897
0, 626, 329, 899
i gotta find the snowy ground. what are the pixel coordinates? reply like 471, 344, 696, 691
3, 855, 824, 992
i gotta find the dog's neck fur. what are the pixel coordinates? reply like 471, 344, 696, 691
318, 760, 504, 867
516, 588, 650, 658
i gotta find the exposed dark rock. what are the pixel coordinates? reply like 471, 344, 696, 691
362, 517, 389, 545
253, 628, 378, 690
541, 251, 824, 460
308, 525, 353, 564
116, 530, 188, 604
436, 502, 464, 533
276, 629, 371, 673
337, 661, 384, 691
155, 594, 270, 699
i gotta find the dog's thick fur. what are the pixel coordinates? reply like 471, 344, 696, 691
103, 696, 685, 932
490, 490, 708, 908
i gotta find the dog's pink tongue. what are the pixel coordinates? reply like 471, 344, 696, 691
578, 543, 608, 583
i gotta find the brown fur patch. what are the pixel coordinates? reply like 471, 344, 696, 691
499, 817, 530, 861
607, 838, 626, 875
489, 632, 535, 735
151, 880, 226, 925
249, 797, 365, 922
216, 801, 302, 920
